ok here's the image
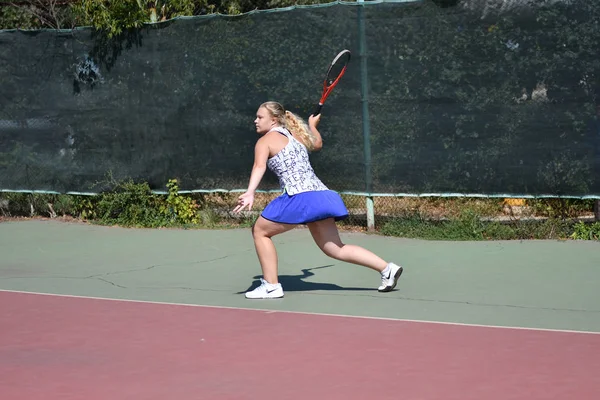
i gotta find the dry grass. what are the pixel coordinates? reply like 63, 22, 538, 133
2, 191, 596, 233
189, 193, 592, 233
195, 192, 594, 219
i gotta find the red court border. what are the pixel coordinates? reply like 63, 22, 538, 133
1, 290, 599, 400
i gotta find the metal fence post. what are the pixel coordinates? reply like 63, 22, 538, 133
358, 0, 375, 231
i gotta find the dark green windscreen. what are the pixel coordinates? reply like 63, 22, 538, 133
1, 1, 599, 197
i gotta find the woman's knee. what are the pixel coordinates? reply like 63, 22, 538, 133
320, 241, 345, 259
252, 217, 293, 239
251, 221, 262, 238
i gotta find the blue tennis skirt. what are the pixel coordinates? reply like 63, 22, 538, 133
261, 190, 349, 224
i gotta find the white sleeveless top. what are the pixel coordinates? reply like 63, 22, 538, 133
266, 127, 328, 195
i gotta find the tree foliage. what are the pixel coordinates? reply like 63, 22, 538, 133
72, 0, 208, 37
0, 0, 337, 33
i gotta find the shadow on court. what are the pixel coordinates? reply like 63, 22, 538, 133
237, 265, 374, 294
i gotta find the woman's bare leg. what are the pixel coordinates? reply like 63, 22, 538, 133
306, 218, 387, 272
252, 216, 297, 283
307, 218, 403, 292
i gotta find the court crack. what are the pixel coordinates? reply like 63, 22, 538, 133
94, 277, 127, 289
395, 296, 600, 314
295, 292, 600, 313
135, 286, 230, 292
84, 255, 231, 279
0, 255, 232, 290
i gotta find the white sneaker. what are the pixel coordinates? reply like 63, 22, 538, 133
245, 278, 284, 299
378, 263, 403, 292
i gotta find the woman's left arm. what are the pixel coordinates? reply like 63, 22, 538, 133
233, 137, 270, 212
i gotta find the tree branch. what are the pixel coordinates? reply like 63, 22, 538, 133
6, 0, 72, 29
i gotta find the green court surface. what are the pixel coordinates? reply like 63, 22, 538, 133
1, 219, 599, 333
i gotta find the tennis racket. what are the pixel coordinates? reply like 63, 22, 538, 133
312, 49, 351, 116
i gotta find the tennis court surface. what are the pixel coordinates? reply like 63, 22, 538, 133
1, 220, 599, 399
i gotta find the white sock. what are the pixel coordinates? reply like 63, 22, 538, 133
381, 263, 391, 276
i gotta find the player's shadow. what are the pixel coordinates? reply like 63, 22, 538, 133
237, 265, 373, 294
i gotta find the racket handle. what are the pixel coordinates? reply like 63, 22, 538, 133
312, 104, 323, 116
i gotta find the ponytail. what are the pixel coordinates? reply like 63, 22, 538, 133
285, 110, 316, 151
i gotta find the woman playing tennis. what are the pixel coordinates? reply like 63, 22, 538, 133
233, 101, 403, 299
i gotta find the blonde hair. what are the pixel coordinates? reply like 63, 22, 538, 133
260, 101, 316, 151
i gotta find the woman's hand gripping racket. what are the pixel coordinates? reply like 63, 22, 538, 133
312, 49, 351, 116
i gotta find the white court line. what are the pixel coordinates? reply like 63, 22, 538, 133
1, 289, 599, 336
